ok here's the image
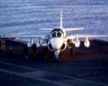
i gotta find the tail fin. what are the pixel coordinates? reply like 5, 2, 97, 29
59, 10, 84, 31
60, 10, 63, 29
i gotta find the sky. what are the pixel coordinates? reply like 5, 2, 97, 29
0, 0, 108, 40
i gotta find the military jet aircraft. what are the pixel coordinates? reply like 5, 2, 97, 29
3, 10, 108, 59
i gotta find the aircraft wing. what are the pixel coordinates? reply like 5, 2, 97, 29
39, 27, 84, 31
67, 34, 108, 39
3, 33, 48, 47
3, 32, 45, 39
2, 34, 46, 43
7, 34, 45, 39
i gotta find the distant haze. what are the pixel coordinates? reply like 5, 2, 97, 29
0, 0, 108, 40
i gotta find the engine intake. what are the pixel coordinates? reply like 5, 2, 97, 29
60, 43, 66, 51
48, 43, 54, 51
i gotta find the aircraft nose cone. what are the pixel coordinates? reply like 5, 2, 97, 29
50, 38, 63, 50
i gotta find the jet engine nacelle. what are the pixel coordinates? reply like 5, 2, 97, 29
84, 38, 90, 48
74, 39, 80, 48
27, 39, 34, 47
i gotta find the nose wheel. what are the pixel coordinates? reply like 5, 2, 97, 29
54, 50, 60, 60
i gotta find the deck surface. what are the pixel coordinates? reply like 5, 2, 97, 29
0, 40, 107, 86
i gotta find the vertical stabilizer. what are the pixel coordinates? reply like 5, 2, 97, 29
60, 10, 63, 29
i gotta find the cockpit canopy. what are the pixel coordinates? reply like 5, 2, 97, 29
51, 28, 64, 38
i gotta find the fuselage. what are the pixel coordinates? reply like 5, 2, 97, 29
46, 28, 69, 59
48, 28, 66, 51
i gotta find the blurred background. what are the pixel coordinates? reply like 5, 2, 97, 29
0, 0, 108, 40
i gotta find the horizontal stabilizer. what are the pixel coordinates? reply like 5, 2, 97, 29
68, 34, 108, 39
64, 27, 84, 31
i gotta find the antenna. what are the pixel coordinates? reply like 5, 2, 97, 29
60, 10, 63, 29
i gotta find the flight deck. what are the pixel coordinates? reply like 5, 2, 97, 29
0, 39, 107, 86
